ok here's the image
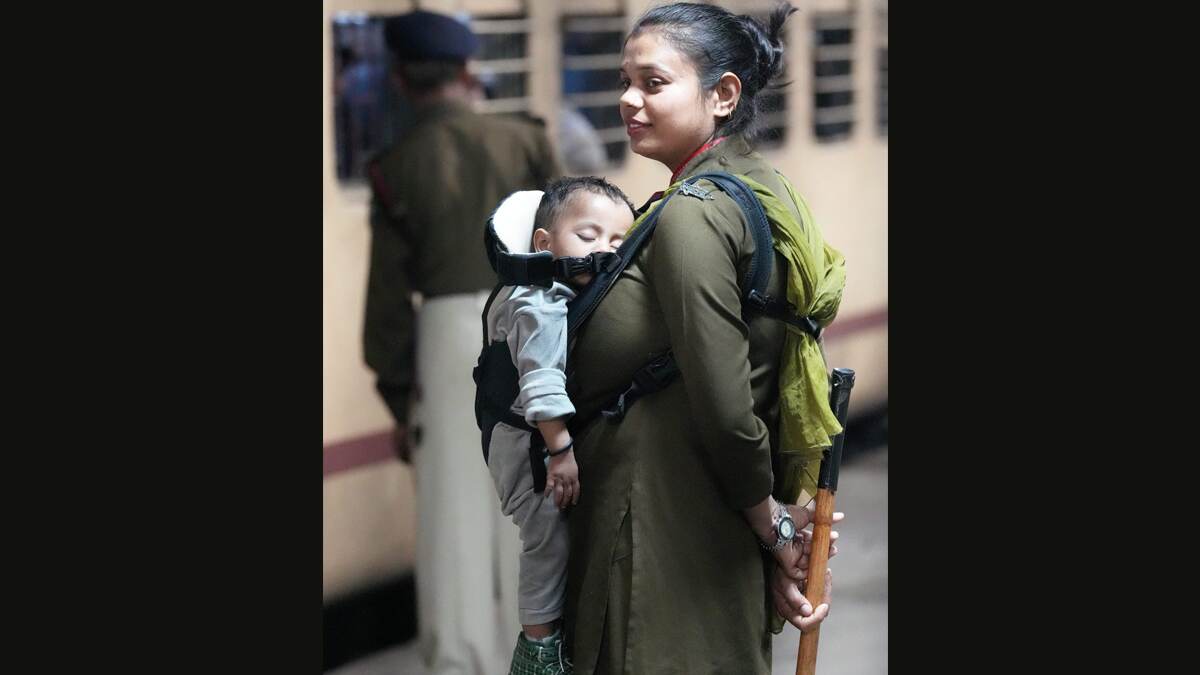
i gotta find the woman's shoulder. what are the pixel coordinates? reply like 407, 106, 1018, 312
655, 180, 750, 247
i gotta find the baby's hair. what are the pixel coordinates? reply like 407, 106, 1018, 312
534, 176, 636, 235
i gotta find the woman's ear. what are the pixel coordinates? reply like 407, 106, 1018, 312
712, 71, 742, 119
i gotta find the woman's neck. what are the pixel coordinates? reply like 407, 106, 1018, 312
669, 134, 727, 184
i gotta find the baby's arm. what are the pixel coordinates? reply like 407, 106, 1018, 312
506, 289, 580, 507
538, 418, 579, 509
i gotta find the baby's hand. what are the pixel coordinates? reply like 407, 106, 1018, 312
545, 449, 580, 509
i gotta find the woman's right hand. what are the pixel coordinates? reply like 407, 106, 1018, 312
772, 564, 833, 632
775, 509, 841, 583
766, 503, 842, 577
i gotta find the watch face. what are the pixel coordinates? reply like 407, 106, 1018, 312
779, 518, 796, 540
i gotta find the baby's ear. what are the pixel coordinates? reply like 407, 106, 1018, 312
532, 228, 552, 253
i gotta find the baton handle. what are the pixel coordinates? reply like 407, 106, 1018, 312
796, 368, 855, 675
796, 487, 835, 675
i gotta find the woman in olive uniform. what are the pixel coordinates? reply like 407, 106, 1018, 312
563, 4, 843, 673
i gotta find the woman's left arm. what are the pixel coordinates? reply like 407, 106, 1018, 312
648, 192, 774, 510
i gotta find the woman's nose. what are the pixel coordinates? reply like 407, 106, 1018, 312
619, 87, 642, 111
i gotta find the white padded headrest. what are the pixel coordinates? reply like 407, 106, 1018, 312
491, 190, 545, 254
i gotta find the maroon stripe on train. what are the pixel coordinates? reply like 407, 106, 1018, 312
323, 430, 394, 477
323, 307, 888, 478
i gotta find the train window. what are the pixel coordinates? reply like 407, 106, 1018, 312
813, 13, 855, 143
561, 15, 628, 172
329, 12, 531, 185
331, 13, 398, 183
470, 15, 532, 115
877, 3, 888, 137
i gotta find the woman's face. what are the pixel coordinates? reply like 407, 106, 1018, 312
619, 30, 718, 170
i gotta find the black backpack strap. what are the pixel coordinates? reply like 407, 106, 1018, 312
566, 188, 687, 340
687, 173, 775, 306
745, 293, 823, 339
690, 172, 821, 339
480, 282, 507, 348
599, 350, 680, 422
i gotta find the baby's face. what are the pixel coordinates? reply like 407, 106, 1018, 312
534, 192, 633, 284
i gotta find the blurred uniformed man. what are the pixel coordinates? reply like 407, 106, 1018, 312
362, 10, 562, 674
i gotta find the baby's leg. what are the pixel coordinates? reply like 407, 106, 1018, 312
488, 425, 571, 634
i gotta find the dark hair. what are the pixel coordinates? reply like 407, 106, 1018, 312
394, 60, 466, 94
628, 2, 797, 141
534, 176, 636, 234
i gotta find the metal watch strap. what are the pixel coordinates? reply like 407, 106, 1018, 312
760, 503, 790, 552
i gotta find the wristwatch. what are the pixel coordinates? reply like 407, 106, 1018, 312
760, 502, 796, 553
